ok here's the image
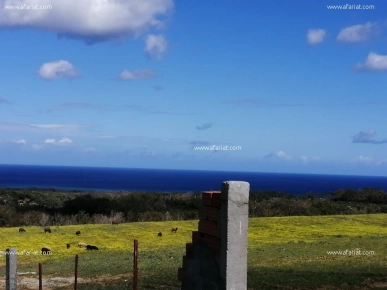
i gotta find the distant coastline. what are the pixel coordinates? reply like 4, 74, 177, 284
1, 164, 387, 195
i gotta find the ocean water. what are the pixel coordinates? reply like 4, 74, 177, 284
0, 164, 387, 195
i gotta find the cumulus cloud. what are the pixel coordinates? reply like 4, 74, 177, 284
0, 0, 174, 43
337, 22, 378, 42
351, 155, 387, 165
196, 123, 213, 130
145, 34, 167, 59
58, 137, 73, 144
44, 137, 73, 144
265, 150, 292, 160
352, 130, 387, 144
44, 138, 56, 144
354, 52, 387, 72
38, 60, 79, 79
307, 29, 326, 45
119, 69, 156, 80
15, 139, 27, 144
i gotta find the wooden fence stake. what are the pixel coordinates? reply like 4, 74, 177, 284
133, 239, 138, 290
38, 263, 42, 290
74, 254, 79, 290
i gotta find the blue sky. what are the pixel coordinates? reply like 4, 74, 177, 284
1, 0, 387, 176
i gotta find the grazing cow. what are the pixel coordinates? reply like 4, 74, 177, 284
44, 227, 51, 233
171, 227, 178, 233
76, 231, 81, 236
78, 242, 87, 248
19, 228, 26, 232
86, 245, 99, 250
158, 232, 162, 237
66, 243, 71, 249
41, 247, 52, 255
111, 221, 119, 225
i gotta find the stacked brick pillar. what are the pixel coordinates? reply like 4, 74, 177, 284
177, 191, 221, 281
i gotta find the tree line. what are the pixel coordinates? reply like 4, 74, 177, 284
0, 187, 386, 226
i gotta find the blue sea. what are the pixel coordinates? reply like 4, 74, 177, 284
1, 164, 387, 195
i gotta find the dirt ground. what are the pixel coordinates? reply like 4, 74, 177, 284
0, 273, 130, 290
1, 275, 387, 289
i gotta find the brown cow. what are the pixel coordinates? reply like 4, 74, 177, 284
111, 221, 119, 225
76, 231, 81, 236
171, 227, 178, 233
158, 232, 162, 237
19, 228, 26, 232
44, 227, 51, 233
41, 247, 52, 255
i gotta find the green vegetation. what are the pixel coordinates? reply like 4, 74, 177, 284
1, 215, 387, 289
1, 187, 387, 227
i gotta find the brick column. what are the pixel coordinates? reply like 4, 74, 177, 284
178, 191, 221, 281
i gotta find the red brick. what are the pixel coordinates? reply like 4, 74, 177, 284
186, 243, 193, 256
211, 193, 221, 207
202, 195, 212, 206
178, 267, 185, 281
182, 255, 192, 268
198, 220, 219, 237
202, 234, 220, 252
192, 231, 203, 243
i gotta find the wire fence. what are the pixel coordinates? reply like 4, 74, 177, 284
2, 240, 183, 290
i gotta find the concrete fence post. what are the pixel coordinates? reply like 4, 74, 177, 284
220, 181, 250, 290
6, 247, 17, 290
178, 181, 250, 290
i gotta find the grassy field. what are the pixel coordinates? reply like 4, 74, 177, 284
1, 214, 387, 289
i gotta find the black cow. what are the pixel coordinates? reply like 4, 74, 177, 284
76, 231, 81, 236
66, 243, 71, 249
19, 228, 26, 232
86, 245, 99, 250
158, 232, 162, 237
41, 247, 52, 255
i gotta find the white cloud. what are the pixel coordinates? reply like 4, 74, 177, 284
58, 137, 73, 144
32, 144, 44, 151
44, 138, 56, 144
38, 60, 78, 80
355, 52, 387, 72
265, 150, 292, 160
300, 156, 320, 163
307, 29, 326, 45
337, 22, 377, 42
0, 0, 174, 43
144, 34, 167, 59
44, 137, 73, 144
351, 155, 387, 165
15, 139, 27, 144
119, 69, 155, 80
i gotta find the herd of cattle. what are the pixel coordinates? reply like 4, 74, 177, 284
15, 222, 179, 254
